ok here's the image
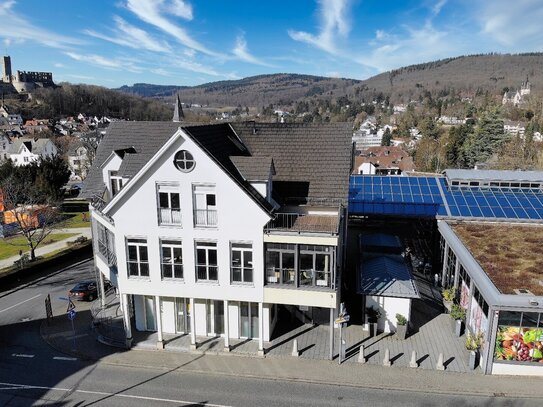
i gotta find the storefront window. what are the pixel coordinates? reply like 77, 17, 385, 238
495, 311, 543, 363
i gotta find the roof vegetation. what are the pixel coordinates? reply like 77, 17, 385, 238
451, 222, 543, 295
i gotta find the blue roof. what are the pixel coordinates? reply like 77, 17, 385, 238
359, 254, 420, 298
349, 175, 543, 221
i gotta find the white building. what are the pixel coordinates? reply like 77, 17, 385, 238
0, 132, 11, 161
8, 137, 57, 165
83, 121, 351, 356
503, 121, 526, 137
67, 142, 90, 180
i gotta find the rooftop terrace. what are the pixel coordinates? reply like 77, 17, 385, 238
450, 222, 543, 296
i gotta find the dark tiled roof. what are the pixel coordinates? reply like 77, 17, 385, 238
81, 121, 274, 213
232, 122, 352, 205
230, 156, 274, 181
82, 121, 181, 198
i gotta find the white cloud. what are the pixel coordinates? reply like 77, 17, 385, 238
64, 52, 143, 73
54, 63, 66, 68
169, 56, 220, 76
0, 1, 82, 49
232, 34, 273, 67
126, 0, 221, 57
478, 0, 543, 48
85, 16, 172, 53
150, 68, 172, 76
288, 0, 351, 54
167, 0, 193, 20
432, 0, 447, 16
360, 23, 454, 72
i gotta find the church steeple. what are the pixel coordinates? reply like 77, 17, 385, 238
172, 93, 185, 122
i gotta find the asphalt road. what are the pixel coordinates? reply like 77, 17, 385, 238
0, 259, 540, 406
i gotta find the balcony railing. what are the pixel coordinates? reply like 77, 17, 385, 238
194, 209, 217, 227
264, 213, 339, 234
90, 191, 114, 225
159, 208, 182, 225
266, 267, 333, 288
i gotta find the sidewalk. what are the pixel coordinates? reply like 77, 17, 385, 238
0, 227, 91, 270
41, 303, 543, 399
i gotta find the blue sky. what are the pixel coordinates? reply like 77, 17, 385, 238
1, 0, 543, 88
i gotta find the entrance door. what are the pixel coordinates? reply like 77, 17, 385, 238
175, 298, 191, 334
240, 302, 259, 339
206, 300, 224, 336
144, 296, 156, 331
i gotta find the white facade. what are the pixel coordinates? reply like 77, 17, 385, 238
91, 125, 344, 355
366, 295, 411, 333
9, 139, 57, 166
68, 145, 89, 179
0, 134, 10, 161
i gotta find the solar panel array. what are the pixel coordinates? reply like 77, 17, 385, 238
349, 175, 543, 221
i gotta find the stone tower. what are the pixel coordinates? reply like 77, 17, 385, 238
172, 94, 185, 122
2, 56, 12, 83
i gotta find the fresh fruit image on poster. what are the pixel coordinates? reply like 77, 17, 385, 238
495, 326, 543, 362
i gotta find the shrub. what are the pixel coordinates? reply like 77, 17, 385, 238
465, 331, 484, 351
442, 287, 456, 302
450, 304, 466, 321
396, 313, 407, 326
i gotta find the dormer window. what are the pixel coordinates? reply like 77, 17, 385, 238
110, 171, 123, 197
174, 150, 195, 172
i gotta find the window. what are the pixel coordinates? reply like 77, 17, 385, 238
193, 185, 217, 226
231, 243, 253, 284
265, 243, 295, 285
157, 186, 181, 225
127, 238, 149, 278
174, 150, 195, 172
299, 245, 332, 287
195, 241, 218, 281
240, 302, 259, 338
161, 240, 183, 279
24, 156, 29, 162
110, 171, 123, 197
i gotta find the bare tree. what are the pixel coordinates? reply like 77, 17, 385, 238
1, 177, 63, 261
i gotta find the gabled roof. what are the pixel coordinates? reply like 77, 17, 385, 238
8, 138, 52, 155
82, 121, 353, 213
231, 122, 352, 205
81, 121, 274, 214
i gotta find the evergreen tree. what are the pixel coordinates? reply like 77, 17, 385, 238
381, 128, 392, 146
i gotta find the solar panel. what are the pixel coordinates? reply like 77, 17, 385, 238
349, 175, 543, 221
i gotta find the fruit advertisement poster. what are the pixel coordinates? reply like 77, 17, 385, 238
495, 326, 543, 363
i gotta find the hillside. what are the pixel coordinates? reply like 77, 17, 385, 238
116, 53, 543, 107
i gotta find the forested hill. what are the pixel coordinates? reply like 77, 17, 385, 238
116, 53, 543, 106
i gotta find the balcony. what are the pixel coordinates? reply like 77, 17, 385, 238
194, 209, 217, 227
159, 208, 182, 225
266, 267, 332, 289
264, 213, 339, 235
90, 192, 114, 225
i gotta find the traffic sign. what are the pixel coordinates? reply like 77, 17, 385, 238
66, 299, 76, 312
335, 314, 350, 325
67, 309, 76, 320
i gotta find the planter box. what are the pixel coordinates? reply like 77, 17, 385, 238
468, 350, 480, 370
451, 319, 464, 337
396, 324, 407, 340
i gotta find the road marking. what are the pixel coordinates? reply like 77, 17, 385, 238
53, 356, 77, 361
11, 353, 35, 358
0, 381, 233, 406
0, 294, 41, 314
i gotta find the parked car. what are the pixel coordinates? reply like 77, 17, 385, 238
68, 280, 112, 301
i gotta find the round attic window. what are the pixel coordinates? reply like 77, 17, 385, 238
174, 150, 195, 172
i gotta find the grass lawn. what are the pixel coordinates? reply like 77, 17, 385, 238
0, 233, 78, 260
61, 212, 91, 229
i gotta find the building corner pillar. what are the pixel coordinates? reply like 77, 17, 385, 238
223, 300, 230, 352
155, 295, 164, 349
189, 297, 197, 350
257, 302, 265, 356
121, 293, 133, 348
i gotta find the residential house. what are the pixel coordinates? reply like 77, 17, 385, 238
67, 141, 90, 180
353, 146, 415, 175
0, 132, 11, 161
24, 119, 50, 134
82, 121, 351, 356
502, 78, 531, 106
8, 137, 57, 165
